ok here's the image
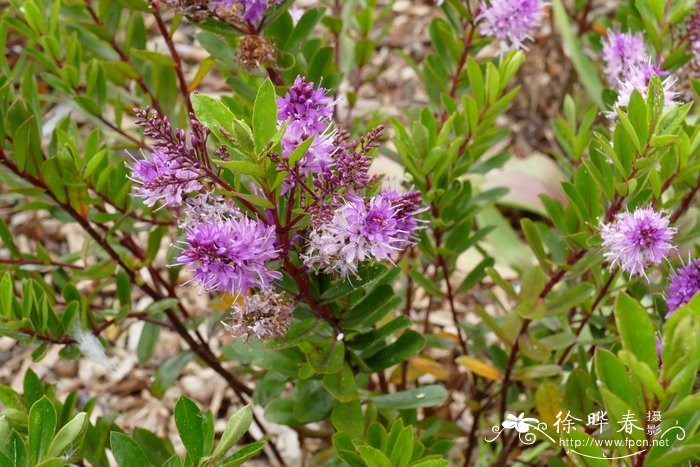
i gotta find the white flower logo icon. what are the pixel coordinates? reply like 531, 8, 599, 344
502, 413, 540, 433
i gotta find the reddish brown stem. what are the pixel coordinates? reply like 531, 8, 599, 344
0, 258, 84, 269
152, 3, 195, 117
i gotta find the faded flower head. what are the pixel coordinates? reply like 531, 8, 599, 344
665, 258, 700, 317
600, 206, 676, 277
176, 216, 281, 295
303, 190, 423, 276
178, 192, 240, 229
224, 290, 293, 341
278, 76, 335, 134
601, 30, 647, 86
127, 149, 202, 207
477, 0, 548, 51
237, 35, 276, 69
614, 62, 678, 110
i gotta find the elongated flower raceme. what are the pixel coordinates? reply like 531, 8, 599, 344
304, 190, 424, 276
127, 150, 202, 207
278, 76, 337, 187
278, 76, 334, 134
665, 259, 700, 317
477, 0, 548, 52
600, 206, 676, 277
224, 291, 293, 341
601, 30, 647, 86
176, 216, 281, 295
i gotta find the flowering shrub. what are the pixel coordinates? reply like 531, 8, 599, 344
0, 0, 699, 466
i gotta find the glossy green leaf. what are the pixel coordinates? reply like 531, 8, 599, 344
252, 79, 277, 153
371, 385, 447, 410
211, 405, 252, 461
45, 412, 87, 458
28, 396, 56, 465
174, 396, 204, 463
614, 293, 658, 372
110, 432, 150, 467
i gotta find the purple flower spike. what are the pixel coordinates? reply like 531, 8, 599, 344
176, 216, 281, 295
127, 150, 202, 207
477, 0, 548, 52
278, 76, 334, 134
601, 30, 647, 87
665, 259, 700, 317
600, 206, 676, 277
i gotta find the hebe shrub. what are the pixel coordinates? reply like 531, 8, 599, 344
0, 0, 699, 465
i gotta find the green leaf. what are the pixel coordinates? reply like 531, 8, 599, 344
152, 351, 195, 398
234, 192, 275, 209
365, 331, 425, 371
371, 385, 448, 410
284, 8, 324, 51
214, 160, 265, 178
28, 396, 57, 465
6, 431, 27, 467
130, 49, 175, 67
110, 432, 150, 467
252, 79, 277, 153
322, 364, 358, 402
45, 412, 87, 458
264, 399, 299, 425
357, 445, 393, 467
192, 95, 255, 154
287, 134, 315, 169
551, 0, 603, 108
293, 381, 335, 423
306, 341, 345, 374
342, 284, 395, 328
664, 394, 700, 419
136, 321, 160, 365
595, 349, 640, 408
0, 273, 12, 318
161, 454, 182, 467
211, 405, 252, 461
409, 270, 443, 298
614, 293, 658, 372
617, 350, 664, 399
220, 441, 266, 467
174, 396, 204, 462
512, 364, 561, 380
23, 369, 44, 407
331, 400, 364, 438
131, 428, 174, 466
